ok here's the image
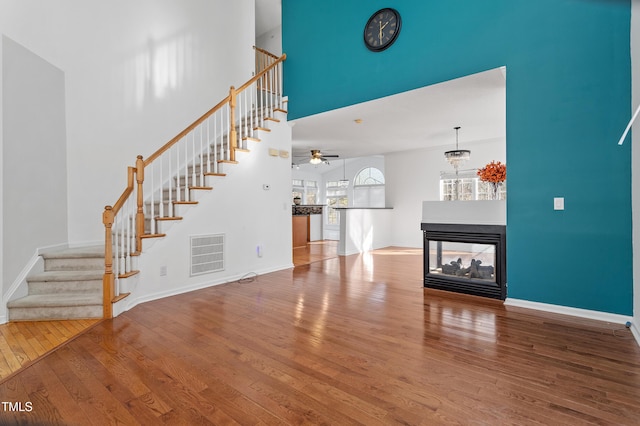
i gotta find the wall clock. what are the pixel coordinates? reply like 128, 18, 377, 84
363, 8, 402, 52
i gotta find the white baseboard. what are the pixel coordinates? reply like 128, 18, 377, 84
114, 263, 295, 317
505, 298, 633, 325
505, 298, 638, 347
630, 321, 640, 347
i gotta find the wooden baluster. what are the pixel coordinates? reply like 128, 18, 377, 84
229, 86, 237, 162
102, 205, 114, 319
135, 155, 144, 253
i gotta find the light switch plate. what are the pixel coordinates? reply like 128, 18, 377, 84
554, 197, 564, 210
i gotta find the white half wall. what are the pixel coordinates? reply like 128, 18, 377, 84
385, 137, 506, 248
2, 36, 68, 297
337, 208, 393, 256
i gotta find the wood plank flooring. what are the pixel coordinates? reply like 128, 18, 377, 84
0, 319, 100, 382
293, 239, 338, 266
1, 247, 639, 424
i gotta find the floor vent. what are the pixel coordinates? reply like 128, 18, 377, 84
190, 234, 225, 276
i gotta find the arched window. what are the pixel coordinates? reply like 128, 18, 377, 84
354, 167, 385, 186
353, 167, 385, 207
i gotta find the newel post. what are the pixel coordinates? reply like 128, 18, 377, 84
135, 155, 145, 252
102, 205, 115, 319
229, 86, 237, 162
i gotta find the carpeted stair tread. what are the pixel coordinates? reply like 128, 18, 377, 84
8, 293, 102, 308
28, 270, 103, 282
42, 246, 104, 259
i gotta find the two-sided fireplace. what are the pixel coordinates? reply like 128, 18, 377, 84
421, 223, 506, 300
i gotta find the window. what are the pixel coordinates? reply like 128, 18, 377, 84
440, 170, 506, 201
354, 167, 385, 185
292, 179, 304, 201
353, 167, 385, 207
326, 180, 348, 225
305, 180, 317, 205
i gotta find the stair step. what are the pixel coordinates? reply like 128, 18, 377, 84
141, 233, 166, 239
8, 294, 102, 321
26, 270, 102, 295
43, 246, 105, 271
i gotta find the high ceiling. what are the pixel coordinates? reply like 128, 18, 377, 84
253, 1, 506, 170
290, 68, 506, 168
255, 0, 281, 37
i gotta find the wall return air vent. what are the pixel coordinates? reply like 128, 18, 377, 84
190, 234, 225, 276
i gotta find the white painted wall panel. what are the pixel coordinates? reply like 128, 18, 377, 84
2, 36, 68, 296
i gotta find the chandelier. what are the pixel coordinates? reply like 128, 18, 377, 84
444, 126, 470, 168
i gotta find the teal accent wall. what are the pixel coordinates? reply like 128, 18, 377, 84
283, 0, 633, 314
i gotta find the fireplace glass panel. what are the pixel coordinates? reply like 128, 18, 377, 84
428, 240, 496, 283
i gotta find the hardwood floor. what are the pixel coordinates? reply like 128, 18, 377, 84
0, 319, 100, 382
292, 239, 338, 266
1, 247, 639, 424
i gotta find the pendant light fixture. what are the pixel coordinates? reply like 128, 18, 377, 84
444, 126, 470, 168
338, 159, 349, 188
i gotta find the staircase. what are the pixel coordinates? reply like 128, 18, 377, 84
7, 247, 104, 320
6, 48, 286, 322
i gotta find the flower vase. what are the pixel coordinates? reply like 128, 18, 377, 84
489, 183, 500, 200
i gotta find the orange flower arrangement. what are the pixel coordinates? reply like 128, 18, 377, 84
477, 161, 506, 183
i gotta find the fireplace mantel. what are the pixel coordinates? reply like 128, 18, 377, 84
422, 200, 506, 226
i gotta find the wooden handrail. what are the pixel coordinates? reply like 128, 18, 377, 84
112, 166, 136, 215
253, 45, 279, 60
102, 165, 136, 318
103, 48, 286, 319
238, 54, 286, 93
144, 53, 285, 168
144, 95, 231, 167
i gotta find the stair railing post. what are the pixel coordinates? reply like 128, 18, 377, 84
102, 205, 115, 319
229, 86, 237, 162
135, 155, 145, 253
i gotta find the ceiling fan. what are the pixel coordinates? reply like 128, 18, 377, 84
309, 149, 339, 164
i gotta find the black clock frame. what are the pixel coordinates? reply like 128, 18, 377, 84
363, 8, 402, 52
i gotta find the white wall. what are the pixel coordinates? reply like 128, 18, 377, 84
116, 115, 292, 313
256, 25, 282, 56
0, 0, 256, 247
632, 0, 640, 343
385, 137, 506, 248
2, 36, 68, 296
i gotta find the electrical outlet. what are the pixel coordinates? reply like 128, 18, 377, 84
257, 245, 263, 257
160, 266, 167, 276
